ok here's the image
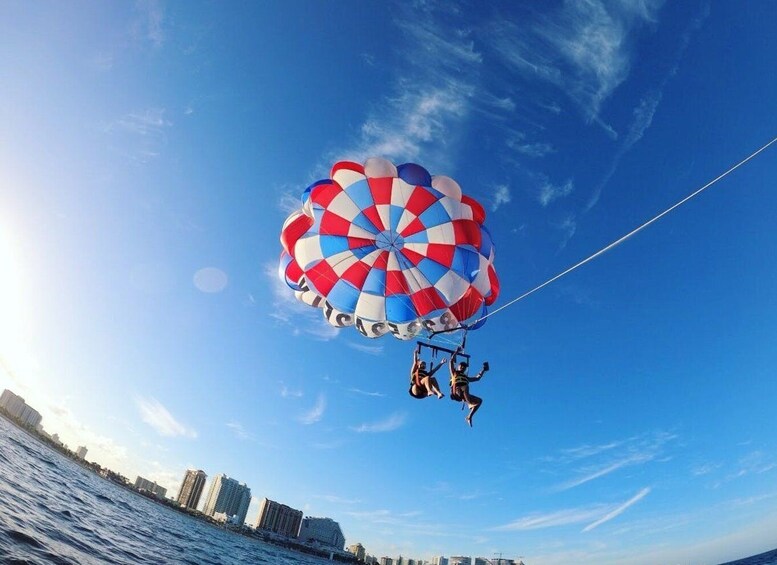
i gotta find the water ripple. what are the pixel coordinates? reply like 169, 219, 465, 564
0, 417, 345, 565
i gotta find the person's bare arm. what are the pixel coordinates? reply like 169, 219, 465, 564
429, 358, 446, 376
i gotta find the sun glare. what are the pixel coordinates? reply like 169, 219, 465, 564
0, 225, 27, 353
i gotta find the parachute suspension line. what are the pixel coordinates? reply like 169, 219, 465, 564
475, 135, 777, 325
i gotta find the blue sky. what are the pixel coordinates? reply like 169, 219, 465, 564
1, 1, 776, 563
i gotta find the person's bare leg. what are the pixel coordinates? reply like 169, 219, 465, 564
427, 376, 444, 398
465, 394, 482, 427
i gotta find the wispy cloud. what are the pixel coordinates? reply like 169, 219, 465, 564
585, 89, 662, 211
539, 178, 574, 207
103, 107, 172, 163
345, 342, 384, 356
299, 393, 326, 425
585, 3, 707, 211
351, 88, 471, 167
351, 412, 407, 433
90, 52, 114, 72
506, 131, 555, 158
280, 384, 303, 398
734, 451, 777, 478
135, 397, 197, 438
361, 53, 376, 67
550, 431, 677, 491
347, 388, 386, 398
314, 494, 362, 505
226, 421, 254, 441
554, 214, 578, 247
582, 487, 651, 531
45, 400, 129, 464
556, 453, 654, 491
491, 184, 512, 212
279, 191, 302, 215
494, 506, 606, 531
113, 108, 171, 137
133, 0, 165, 48
342, 508, 447, 539
334, 3, 482, 172
560, 440, 624, 460
312, 439, 347, 450
691, 462, 719, 477
494, 487, 651, 532
489, 1, 664, 124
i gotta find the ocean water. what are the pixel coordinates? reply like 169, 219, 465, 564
0, 416, 338, 564
2, 416, 776, 565
719, 550, 777, 565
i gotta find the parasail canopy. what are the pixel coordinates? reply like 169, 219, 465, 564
279, 157, 500, 340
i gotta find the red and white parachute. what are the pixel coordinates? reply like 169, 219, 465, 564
279, 157, 499, 340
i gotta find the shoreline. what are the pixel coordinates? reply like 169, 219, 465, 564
0, 412, 356, 563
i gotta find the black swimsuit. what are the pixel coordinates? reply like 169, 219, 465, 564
409, 368, 430, 398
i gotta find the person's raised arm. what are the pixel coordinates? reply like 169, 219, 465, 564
430, 358, 447, 376
449, 348, 459, 375
468, 361, 488, 382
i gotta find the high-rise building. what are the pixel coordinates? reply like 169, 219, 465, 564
298, 516, 345, 550
449, 558, 471, 565
202, 474, 251, 525
176, 469, 207, 510
379, 558, 393, 565
0, 389, 42, 428
348, 543, 366, 561
76, 446, 88, 459
255, 498, 303, 537
432, 558, 448, 565
135, 476, 167, 498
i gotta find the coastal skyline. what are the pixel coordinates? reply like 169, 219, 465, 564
2, 1, 777, 564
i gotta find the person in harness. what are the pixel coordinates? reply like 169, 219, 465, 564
409, 348, 447, 400
449, 346, 489, 427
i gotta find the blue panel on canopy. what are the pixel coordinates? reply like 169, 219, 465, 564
351, 211, 381, 235
450, 247, 481, 280
389, 205, 405, 232
327, 279, 360, 313
385, 294, 417, 323
362, 267, 387, 296
344, 179, 375, 212
416, 257, 450, 286
319, 235, 350, 257
418, 201, 452, 230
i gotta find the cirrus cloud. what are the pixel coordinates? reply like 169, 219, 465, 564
135, 397, 197, 439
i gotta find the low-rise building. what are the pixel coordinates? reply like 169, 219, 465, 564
0, 389, 42, 428
298, 516, 345, 550
348, 543, 366, 561
135, 476, 167, 498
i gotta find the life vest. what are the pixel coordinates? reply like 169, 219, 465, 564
450, 370, 468, 388
412, 366, 430, 384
